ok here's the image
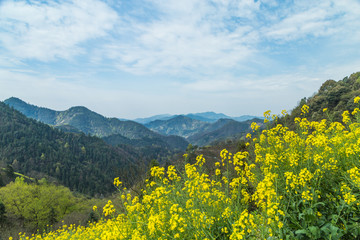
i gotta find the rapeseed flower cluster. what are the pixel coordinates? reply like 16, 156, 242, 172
16, 99, 360, 239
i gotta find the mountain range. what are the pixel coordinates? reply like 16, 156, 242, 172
144, 115, 263, 146
4, 97, 188, 151
4, 97, 262, 146
133, 112, 261, 124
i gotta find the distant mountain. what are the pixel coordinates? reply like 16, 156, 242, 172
145, 115, 209, 138
4, 97, 262, 149
0, 101, 141, 196
145, 115, 263, 146
133, 111, 262, 124
186, 112, 230, 122
188, 119, 263, 146
4, 97, 57, 124
4, 97, 188, 152
233, 115, 263, 122
133, 114, 173, 124
196, 118, 235, 134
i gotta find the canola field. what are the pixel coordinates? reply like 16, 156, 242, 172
15, 100, 360, 239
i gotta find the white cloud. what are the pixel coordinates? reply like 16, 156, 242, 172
263, 1, 360, 42
0, 0, 118, 61
97, 0, 260, 75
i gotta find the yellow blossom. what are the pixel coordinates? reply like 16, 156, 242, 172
354, 96, 360, 103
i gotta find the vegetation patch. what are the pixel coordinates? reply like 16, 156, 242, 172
12, 98, 360, 239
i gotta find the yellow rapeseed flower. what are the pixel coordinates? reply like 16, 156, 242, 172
354, 96, 360, 103
113, 177, 122, 187
301, 104, 309, 114
342, 111, 351, 124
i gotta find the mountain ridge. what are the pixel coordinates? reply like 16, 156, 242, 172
4, 97, 262, 147
145, 115, 263, 146
4, 97, 188, 151
133, 111, 262, 124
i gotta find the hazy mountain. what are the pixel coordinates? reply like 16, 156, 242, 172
4, 97, 57, 124
233, 115, 263, 122
196, 118, 235, 134
4, 97, 188, 151
4, 97, 261, 149
133, 111, 262, 124
0, 101, 141, 195
133, 114, 173, 124
185, 112, 230, 122
188, 119, 263, 146
145, 115, 209, 138
145, 115, 263, 146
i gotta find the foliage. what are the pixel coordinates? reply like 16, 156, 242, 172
0, 200, 5, 225
282, 71, 360, 127
0, 177, 78, 230
102, 134, 187, 163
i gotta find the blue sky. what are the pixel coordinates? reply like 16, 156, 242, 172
1, 0, 360, 119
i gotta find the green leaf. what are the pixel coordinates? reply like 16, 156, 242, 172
308, 226, 320, 238
295, 229, 308, 235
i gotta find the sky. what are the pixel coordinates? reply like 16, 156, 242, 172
1, 0, 360, 119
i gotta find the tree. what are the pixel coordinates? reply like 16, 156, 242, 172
0, 177, 78, 230
0, 201, 5, 225
5, 165, 15, 179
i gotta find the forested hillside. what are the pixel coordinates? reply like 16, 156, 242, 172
280, 72, 360, 127
0, 102, 141, 196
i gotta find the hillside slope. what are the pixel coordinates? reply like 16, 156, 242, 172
188, 119, 263, 146
280, 71, 360, 128
0, 101, 141, 196
145, 115, 209, 138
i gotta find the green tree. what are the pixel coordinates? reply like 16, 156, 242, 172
5, 165, 15, 179
0, 177, 78, 230
0, 200, 5, 225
